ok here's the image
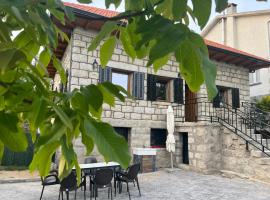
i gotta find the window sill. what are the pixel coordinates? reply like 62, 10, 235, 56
249, 82, 262, 86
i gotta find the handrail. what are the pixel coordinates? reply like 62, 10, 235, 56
174, 97, 270, 156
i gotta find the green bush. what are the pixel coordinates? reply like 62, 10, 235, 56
256, 96, 270, 112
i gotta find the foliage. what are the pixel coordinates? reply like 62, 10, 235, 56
0, 0, 264, 182
256, 96, 270, 112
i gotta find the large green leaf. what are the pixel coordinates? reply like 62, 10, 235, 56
88, 21, 117, 51
52, 105, 73, 131
177, 39, 204, 92
100, 36, 117, 67
120, 28, 136, 60
71, 91, 89, 115
0, 112, 28, 152
37, 49, 51, 76
80, 85, 103, 112
153, 54, 170, 72
28, 98, 47, 140
84, 118, 131, 168
99, 82, 126, 102
53, 57, 67, 84
147, 23, 188, 66
191, 0, 212, 29
172, 0, 187, 20
215, 0, 228, 12
80, 122, 94, 155
29, 141, 60, 176
201, 55, 218, 100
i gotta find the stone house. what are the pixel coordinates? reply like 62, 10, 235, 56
50, 2, 270, 182
202, 3, 270, 99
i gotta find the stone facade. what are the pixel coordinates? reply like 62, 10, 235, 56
57, 26, 270, 183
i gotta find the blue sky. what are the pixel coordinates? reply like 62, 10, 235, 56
64, 0, 270, 32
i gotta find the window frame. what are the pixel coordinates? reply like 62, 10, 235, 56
111, 69, 132, 93
155, 76, 173, 102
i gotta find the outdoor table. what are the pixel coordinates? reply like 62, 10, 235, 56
74, 162, 121, 198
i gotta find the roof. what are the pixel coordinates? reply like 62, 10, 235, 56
47, 3, 270, 77
63, 2, 119, 18
201, 9, 270, 37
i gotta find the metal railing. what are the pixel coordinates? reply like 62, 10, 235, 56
173, 97, 270, 157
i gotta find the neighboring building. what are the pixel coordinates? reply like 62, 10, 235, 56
50, 2, 270, 183
202, 3, 270, 99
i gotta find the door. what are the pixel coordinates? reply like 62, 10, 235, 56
185, 84, 197, 122
182, 133, 189, 165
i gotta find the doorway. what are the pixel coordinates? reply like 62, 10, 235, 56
185, 84, 197, 122
182, 133, 189, 165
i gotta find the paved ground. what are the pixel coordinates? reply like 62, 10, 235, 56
1, 169, 270, 200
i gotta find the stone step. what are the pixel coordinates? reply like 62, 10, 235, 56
258, 158, 270, 165
251, 150, 270, 158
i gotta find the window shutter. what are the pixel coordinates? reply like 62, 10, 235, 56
232, 88, 240, 109
147, 74, 157, 101
133, 72, 145, 100
99, 67, 112, 83
174, 78, 183, 104
213, 86, 221, 108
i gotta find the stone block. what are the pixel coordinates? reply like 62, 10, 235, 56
114, 112, 124, 119
134, 107, 145, 113
79, 78, 92, 86
72, 69, 88, 78
80, 63, 92, 71
73, 40, 86, 48
131, 113, 141, 120
122, 106, 133, 112
72, 53, 87, 63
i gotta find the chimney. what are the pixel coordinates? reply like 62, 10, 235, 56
226, 3, 237, 14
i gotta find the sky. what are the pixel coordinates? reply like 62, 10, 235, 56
64, 0, 270, 32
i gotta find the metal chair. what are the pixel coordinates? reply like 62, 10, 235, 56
115, 163, 141, 200
91, 168, 113, 200
58, 172, 86, 200
40, 169, 60, 200
84, 156, 97, 190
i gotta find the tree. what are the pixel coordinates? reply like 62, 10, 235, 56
256, 96, 270, 112
0, 0, 265, 181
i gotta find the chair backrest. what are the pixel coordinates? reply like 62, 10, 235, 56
126, 163, 140, 180
84, 156, 97, 164
60, 172, 77, 191
94, 169, 113, 186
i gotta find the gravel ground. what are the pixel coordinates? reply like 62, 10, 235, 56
1, 169, 270, 200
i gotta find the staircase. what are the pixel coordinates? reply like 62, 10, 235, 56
174, 97, 270, 157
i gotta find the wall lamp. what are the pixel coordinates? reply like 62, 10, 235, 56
93, 59, 99, 70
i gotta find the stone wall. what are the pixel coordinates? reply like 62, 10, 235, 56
175, 122, 222, 174
60, 26, 252, 171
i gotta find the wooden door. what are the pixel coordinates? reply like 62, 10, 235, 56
185, 84, 197, 122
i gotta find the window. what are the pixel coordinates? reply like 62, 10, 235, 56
147, 74, 174, 102
249, 70, 260, 85
219, 87, 232, 106
150, 129, 167, 148
114, 127, 130, 142
112, 71, 131, 92
213, 86, 240, 108
156, 80, 167, 101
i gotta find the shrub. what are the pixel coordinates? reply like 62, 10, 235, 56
256, 96, 270, 112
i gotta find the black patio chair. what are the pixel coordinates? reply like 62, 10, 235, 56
59, 172, 86, 200
83, 156, 97, 190
115, 163, 141, 200
40, 169, 60, 200
91, 168, 113, 200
